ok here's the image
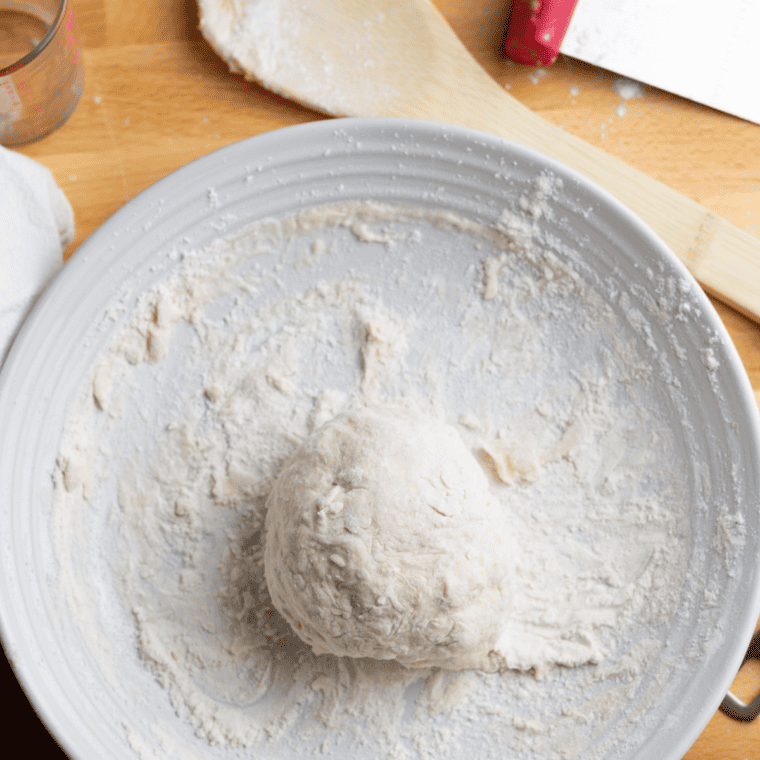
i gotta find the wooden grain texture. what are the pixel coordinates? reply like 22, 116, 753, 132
7, 1, 760, 758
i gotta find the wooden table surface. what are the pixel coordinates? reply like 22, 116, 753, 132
6, 0, 760, 757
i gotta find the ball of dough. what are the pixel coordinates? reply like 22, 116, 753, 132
263, 405, 513, 670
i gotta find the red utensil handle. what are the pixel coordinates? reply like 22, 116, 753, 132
504, 0, 579, 66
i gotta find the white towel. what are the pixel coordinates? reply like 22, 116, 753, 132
0, 145, 74, 368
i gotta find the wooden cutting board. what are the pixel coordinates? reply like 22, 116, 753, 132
7, 1, 760, 757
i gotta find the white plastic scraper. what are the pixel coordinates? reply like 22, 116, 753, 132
506, 0, 760, 124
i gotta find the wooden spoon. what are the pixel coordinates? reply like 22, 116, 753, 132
198, 0, 760, 321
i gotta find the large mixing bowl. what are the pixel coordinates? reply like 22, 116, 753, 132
1, 118, 759, 759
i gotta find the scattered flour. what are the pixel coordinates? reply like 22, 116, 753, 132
529, 68, 547, 84
49, 193, 736, 760
613, 77, 645, 101
197, 0, 401, 116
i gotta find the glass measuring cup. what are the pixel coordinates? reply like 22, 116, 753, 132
0, 0, 84, 145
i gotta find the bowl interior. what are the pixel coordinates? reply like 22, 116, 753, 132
1, 118, 759, 760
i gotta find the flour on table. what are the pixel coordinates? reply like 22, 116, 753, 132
51, 198, 699, 759
613, 76, 645, 100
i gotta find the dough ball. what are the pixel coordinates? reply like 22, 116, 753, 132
263, 405, 513, 670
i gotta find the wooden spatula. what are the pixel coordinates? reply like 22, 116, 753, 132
199, 0, 760, 322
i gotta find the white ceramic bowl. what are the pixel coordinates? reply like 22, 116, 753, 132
1, 118, 759, 760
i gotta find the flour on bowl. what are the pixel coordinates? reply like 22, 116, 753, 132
51, 197, 704, 760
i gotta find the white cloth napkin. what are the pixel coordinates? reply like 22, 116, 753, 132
0, 145, 74, 368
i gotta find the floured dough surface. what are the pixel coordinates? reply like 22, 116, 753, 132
263, 405, 514, 669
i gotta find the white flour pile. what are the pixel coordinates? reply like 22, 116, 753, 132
51, 193, 701, 760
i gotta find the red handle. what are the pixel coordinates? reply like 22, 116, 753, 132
504, 0, 579, 66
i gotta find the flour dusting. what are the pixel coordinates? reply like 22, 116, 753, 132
49, 194, 740, 760
613, 77, 645, 101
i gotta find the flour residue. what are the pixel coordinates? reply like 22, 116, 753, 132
198, 0, 400, 116
50, 196, 729, 760
613, 77, 645, 101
